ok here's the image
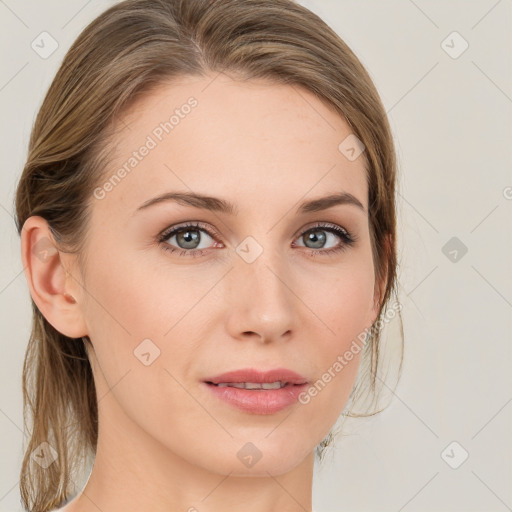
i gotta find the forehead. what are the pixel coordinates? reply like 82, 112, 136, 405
94, 73, 368, 218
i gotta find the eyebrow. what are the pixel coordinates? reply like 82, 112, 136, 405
135, 191, 366, 215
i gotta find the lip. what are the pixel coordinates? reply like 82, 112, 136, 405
203, 368, 308, 385
203, 368, 309, 415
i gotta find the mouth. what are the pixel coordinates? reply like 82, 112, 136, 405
205, 381, 304, 390
201, 368, 309, 414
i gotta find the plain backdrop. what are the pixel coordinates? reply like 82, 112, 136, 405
1, 1, 511, 511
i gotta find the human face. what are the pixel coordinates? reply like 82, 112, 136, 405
77, 72, 380, 476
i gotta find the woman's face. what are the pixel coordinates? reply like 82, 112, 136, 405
73, 73, 381, 475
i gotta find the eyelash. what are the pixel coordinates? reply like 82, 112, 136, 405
157, 221, 357, 258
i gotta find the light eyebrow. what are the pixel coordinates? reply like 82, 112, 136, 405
135, 191, 366, 215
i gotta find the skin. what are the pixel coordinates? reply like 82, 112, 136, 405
22, 72, 385, 512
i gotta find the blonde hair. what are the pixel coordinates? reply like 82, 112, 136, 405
14, 0, 403, 510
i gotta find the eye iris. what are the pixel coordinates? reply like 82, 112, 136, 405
304, 230, 326, 249
177, 229, 200, 249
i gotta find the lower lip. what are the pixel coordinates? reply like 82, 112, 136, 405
204, 382, 309, 415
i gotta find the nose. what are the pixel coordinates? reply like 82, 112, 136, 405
224, 247, 298, 344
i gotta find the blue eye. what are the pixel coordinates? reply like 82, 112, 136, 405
158, 221, 356, 258
158, 222, 218, 258
293, 223, 356, 257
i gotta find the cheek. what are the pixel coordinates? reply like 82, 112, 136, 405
79, 243, 214, 394
82, 244, 201, 338
79, 247, 209, 433
294, 260, 374, 423
307, 256, 376, 339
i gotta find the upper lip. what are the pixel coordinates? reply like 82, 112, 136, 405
204, 368, 308, 385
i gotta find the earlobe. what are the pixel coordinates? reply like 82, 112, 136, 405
20, 216, 88, 338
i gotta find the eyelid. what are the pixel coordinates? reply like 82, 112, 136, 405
295, 221, 350, 239
158, 221, 220, 243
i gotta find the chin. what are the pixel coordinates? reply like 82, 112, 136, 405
198, 434, 315, 477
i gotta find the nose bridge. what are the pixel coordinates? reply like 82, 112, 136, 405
238, 235, 290, 304
226, 234, 297, 339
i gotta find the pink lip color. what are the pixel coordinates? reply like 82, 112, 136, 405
203, 367, 309, 415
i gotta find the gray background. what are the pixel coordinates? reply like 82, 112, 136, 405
1, 1, 511, 511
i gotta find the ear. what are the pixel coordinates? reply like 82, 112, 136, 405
20, 216, 88, 338
370, 232, 392, 323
